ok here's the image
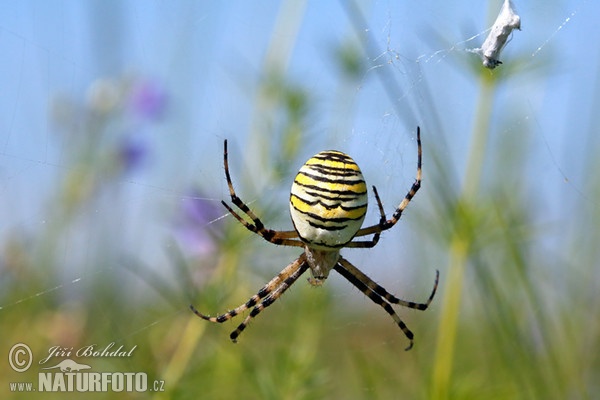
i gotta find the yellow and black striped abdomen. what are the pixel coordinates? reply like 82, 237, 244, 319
290, 150, 368, 249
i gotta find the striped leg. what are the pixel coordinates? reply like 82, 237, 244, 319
352, 126, 422, 239
339, 258, 439, 310
334, 260, 416, 351
345, 185, 387, 248
334, 260, 414, 350
190, 255, 308, 341
222, 139, 304, 247
229, 262, 309, 342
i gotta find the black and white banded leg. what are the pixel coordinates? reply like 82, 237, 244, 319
334, 257, 439, 350
221, 139, 304, 247
190, 255, 309, 342
352, 127, 422, 240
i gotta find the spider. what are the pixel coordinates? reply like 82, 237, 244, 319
190, 127, 439, 350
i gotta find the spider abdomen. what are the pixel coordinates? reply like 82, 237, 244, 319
290, 150, 368, 249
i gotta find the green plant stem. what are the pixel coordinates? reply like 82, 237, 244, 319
153, 316, 206, 400
155, 251, 240, 400
431, 74, 496, 399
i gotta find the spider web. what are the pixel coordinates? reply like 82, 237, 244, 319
0, 0, 596, 371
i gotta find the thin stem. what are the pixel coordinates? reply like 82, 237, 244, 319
431, 74, 496, 399
156, 251, 240, 399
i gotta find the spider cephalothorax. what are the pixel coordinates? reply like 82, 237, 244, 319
190, 127, 438, 350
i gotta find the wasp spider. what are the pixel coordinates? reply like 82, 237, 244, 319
190, 127, 439, 350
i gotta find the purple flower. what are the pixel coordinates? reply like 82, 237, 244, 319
118, 135, 148, 173
174, 190, 224, 256
128, 79, 167, 120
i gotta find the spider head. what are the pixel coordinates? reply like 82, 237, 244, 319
304, 247, 340, 286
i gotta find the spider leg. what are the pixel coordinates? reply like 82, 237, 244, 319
229, 262, 309, 342
339, 258, 439, 310
190, 255, 308, 341
334, 260, 415, 350
384, 126, 422, 229
221, 200, 304, 246
351, 126, 422, 239
345, 185, 387, 248
221, 140, 304, 247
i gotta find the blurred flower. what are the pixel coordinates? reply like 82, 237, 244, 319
173, 190, 223, 257
47, 74, 167, 215
86, 78, 122, 115
128, 79, 168, 120
118, 134, 149, 174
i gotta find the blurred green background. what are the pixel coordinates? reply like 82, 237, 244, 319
1, 1, 599, 399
